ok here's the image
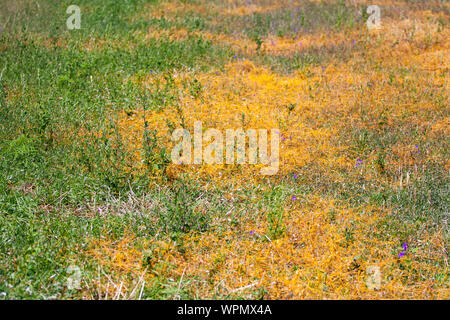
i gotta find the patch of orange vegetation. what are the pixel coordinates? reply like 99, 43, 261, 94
139, 25, 256, 52
138, 0, 217, 20
85, 234, 184, 299
138, 0, 282, 20
430, 118, 450, 136
223, 3, 280, 16
101, 0, 449, 299
118, 59, 351, 185
138, 24, 360, 58
118, 24, 448, 185
85, 198, 448, 299
174, 199, 447, 299
118, 15, 448, 183
261, 31, 354, 56
85, 235, 144, 298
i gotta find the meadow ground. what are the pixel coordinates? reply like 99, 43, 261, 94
0, 0, 448, 299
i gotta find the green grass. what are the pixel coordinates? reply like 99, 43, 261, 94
0, 0, 448, 299
0, 0, 234, 299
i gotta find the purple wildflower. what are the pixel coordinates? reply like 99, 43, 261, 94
294, 174, 298, 179
398, 242, 408, 258
292, 195, 297, 201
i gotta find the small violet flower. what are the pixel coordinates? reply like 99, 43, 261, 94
398, 242, 408, 258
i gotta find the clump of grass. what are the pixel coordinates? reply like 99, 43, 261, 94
163, 177, 210, 235
143, 128, 171, 177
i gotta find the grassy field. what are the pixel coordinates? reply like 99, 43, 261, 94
0, 0, 448, 299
